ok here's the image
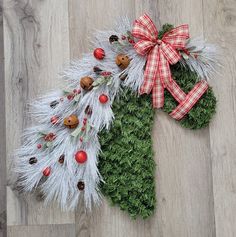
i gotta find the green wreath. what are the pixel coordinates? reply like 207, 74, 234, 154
99, 63, 216, 219
14, 15, 218, 216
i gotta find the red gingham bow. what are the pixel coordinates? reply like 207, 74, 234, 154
132, 14, 189, 108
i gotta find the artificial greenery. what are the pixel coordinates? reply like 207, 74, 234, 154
98, 24, 217, 219
159, 24, 217, 129
99, 90, 156, 219
164, 64, 217, 129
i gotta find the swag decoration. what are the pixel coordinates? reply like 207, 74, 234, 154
14, 14, 219, 218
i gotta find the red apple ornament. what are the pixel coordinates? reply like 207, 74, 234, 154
93, 48, 105, 60
99, 94, 109, 104
75, 150, 87, 164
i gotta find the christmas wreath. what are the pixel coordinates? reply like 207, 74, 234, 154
13, 14, 219, 219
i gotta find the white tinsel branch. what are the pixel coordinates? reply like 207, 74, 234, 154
180, 37, 222, 80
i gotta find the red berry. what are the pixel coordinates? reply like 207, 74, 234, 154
101, 71, 111, 77
129, 39, 135, 44
43, 167, 51, 176
77, 89, 81, 94
93, 48, 105, 60
73, 89, 77, 94
37, 144, 42, 149
50, 116, 59, 125
121, 35, 126, 40
81, 126, 86, 131
79, 137, 83, 142
67, 94, 73, 100
75, 150, 87, 164
99, 94, 109, 104
83, 118, 87, 125
44, 132, 56, 141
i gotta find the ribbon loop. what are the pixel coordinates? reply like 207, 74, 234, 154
132, 13, 189, 108
132, 14, 158, 41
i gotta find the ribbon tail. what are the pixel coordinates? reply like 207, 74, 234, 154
158, 52, 173, 88
140, 46, 159, 94
152, 75, 164, 108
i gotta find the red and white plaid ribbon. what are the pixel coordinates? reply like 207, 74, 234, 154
132, 14, 189, 108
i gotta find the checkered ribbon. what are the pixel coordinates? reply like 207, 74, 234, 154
132, 14, 209, 120
132, 14, 189, 108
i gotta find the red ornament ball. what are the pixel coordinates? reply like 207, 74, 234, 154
93, 48, 105, 60
75, 150, 87, 164
99, 94, 109, 104
43, 167, 51, 176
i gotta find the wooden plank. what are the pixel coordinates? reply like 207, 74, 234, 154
203, 0, 236, 236
5, 0, 235, 236
135, 1, 216, 237
4, 0, 74, 225
7, 224, 75, 237
0, 1, 6, 237
68, 0, 136, 58
69, 1, 215, 237
68, 1, 153, 236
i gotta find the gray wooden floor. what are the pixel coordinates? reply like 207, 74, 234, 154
1, 0, 236, 236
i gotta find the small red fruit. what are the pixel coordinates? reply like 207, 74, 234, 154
50, 116, 59, 125
37, 144, 42, 149
101, 71, 111, 77
99, 94, 109, 104
75, 150, 87, 164
93, 48, 105, 60
121, 35, 126, 40
43, 167, 51, 176
67, 94, 74, 100
79, 137, 83, 142
128, 39, 135, 44
83, 118, 87, 125
44, 133, 56, 141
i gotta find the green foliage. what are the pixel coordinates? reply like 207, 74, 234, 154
98, 23, 217, 219
98, 90, 156, 219
163, 64, 217, 129
159, 23, 217, 129
158, 23, 174, 38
